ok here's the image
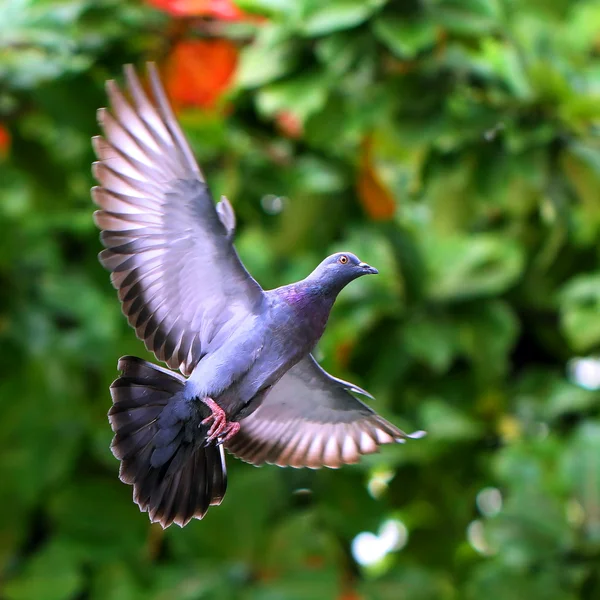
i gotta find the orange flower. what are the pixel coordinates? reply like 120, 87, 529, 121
356, 135, 396, 220
275, 110, 303, 139
148, 0, 246, 20
0, 124, 10, 158
164, 39, 238, 110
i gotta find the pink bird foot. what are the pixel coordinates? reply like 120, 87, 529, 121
200, 397, 240, 444
218, 421, 240, 444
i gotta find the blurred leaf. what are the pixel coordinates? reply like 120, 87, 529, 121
560, 422, 600, 543
544, 374, 600, 420
256, 70, 328, 123
236, 0, 299, 18
422, 234, 525, 301
246, 572, 338, 600
561, 143, 600, 224
293, 155, 348, 194
90, 563, 144, 600
487, 438, 574, 569
456, 300, 519, 379
430, 0, 501, 35
48, 478, 149, 562
300, 0, 387, 36
261, 511, 339, 579
4, 540, 83, 600
373, 16, 437, 59
402, 313, 457, 374
236, 26, 299, 87
420, 398, 483, 441
0, 364, 85, 508
560, 273, 600, 352
466, 563, 579, 600
0, 0, 152, 88
147, 563, 242, 600
363, 565, 456, 600
477, 37, 534, 100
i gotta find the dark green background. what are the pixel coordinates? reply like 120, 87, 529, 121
2, 0, 600, 598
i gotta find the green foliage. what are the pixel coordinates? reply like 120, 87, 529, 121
1, 0, 600, 598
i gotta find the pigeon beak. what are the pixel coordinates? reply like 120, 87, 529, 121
359, 262, 378, 275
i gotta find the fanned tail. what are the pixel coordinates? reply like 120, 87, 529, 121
108, 356, 227, 528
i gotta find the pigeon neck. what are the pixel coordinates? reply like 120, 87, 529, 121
279, 281, 336, 345
306, 270, 349, 297
280, 279, 338, 312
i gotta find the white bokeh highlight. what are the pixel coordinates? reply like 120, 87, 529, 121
351, 519, 408, 567
568, 357, 600, 390
476, 487, 503, 517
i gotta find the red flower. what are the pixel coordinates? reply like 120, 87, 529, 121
164, 39, 238, 110
0, 124, 10, 158
275, 111, 303, 139
148, 0, 246, 20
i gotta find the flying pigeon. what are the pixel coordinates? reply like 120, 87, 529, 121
91, 63, 424, 528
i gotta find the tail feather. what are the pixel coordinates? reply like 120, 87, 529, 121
108, 356, 227, 528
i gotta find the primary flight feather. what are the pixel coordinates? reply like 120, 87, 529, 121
92, 63, 424, 528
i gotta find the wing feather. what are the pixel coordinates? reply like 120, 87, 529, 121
226, 355, 425, 468
92, 63, 263, 375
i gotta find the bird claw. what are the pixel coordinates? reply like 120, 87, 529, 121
201, 398, 225, 439
200, 397, 240, 445
217, 421, 240, 445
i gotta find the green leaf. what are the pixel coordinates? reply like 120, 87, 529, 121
486, 439, 574, 569
545, 374, 600, 419
422, 233, 525, 301
403, 313, 457, 373
466, 562, 579, 600
293, 155, 348, 194
560, 273, 600, 352
430, 0, 501, 36
256, 71, 329, 122
363, 565, 456, 600
246, 572, 339, 600
562, 143, 600, 217
315, 31, 372, 76
4, 540, 83, 600
560, 422, 600, 543
235, 0, 301, 18
477, 37, 534, 100
301, 0, 387, 36
0, 0, 154, 89
260, 511, 339, 578
147, 563, 241, 600
455, 300, 520, 379
236, 26, 300, 88
48, 478, 149, 562
419, 399, 483, 441
90, 563, 144, 600
373, 16, 437, 59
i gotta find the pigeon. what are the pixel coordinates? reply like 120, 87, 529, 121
91, 63, 424, 528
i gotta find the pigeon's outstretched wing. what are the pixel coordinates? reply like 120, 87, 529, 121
92, 64, 263, 376
226, 355, 424, 468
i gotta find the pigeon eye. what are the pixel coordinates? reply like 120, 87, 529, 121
339, 255, 348, 264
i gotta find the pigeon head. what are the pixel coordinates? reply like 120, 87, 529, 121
307, 252, 378, 294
